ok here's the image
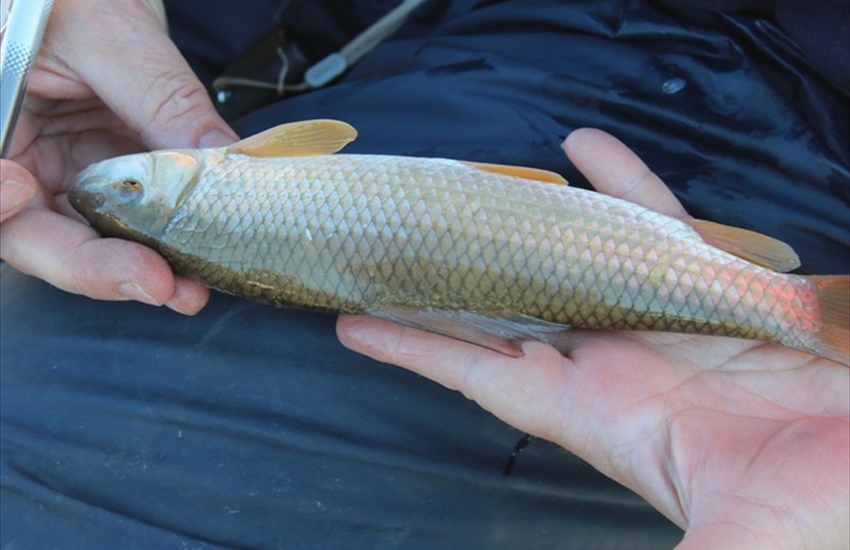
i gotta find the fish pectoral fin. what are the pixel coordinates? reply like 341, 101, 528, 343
686, 219, 801, 272
367, 306, 572, 357
226, 119, 358, 157
461, 161, 568, 185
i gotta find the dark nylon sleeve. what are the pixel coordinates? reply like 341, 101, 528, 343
2, 1, 847, 549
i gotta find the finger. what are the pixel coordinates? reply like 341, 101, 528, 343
66, 2, 238, 149
338, 317, 694, 475
336, 315, 572, 440
563, 128, 690, 219
0, 204, 207, 312
166, 277, 210, 316
337, 315, 502, 394
0, 161, 39, 222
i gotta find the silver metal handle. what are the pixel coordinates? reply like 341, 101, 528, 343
0, 0, 54, 158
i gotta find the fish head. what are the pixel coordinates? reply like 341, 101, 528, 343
69, 149, 207, 245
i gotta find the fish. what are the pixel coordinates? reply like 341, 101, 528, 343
68, 119, 850, 366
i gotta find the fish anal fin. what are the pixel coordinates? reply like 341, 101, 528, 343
686, 219, 801, 272
226, 119, 358, 157
462, 161, 568, 185
368, 306, 572, 357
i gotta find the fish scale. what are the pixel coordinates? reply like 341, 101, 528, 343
157, 154, 808, 341
67, 120, 849, 365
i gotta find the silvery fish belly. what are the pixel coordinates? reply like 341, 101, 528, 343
68, 120, 850, 365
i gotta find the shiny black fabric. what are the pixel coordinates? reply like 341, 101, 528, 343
2, 1, 848, 549
1, 267, 680, 549
171, 0, 849, 273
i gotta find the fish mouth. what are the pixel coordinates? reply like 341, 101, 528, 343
71, 191, 105, 219
67, 170, 107, 222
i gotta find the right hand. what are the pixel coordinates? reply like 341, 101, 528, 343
0, 0, 238, 314
338, 129, 850, 550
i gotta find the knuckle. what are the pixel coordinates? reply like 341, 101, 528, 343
62, 240, 110, 297
65, 238, 161, 301
618, 168, 656, 201
141, 71, 214, 144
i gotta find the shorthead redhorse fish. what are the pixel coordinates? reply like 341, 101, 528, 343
69, 120, 850, 365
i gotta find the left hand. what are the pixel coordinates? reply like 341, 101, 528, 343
336, 129, 850, 550
0, 0, 238, 314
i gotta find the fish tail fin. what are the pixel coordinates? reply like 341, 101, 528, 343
808, 275, 850, 367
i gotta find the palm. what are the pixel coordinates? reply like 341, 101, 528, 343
551, 333, 849, 547
9, 96, 141, 197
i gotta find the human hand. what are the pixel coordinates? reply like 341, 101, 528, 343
0, 0, 238, 314
337, 129, 850, 549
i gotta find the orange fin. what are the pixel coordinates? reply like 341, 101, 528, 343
368, 307, 572, 357
808, 276, 850, 367
462, 161, 568, 185
686, 219, 801, 272
226, 119, 357, 157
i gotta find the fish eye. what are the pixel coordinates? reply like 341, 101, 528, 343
113, 179, 144, 207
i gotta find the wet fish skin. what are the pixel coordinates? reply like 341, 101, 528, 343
67, 121, 850, 365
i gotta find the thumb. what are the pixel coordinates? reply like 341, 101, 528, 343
71, 2, 238, 149
0, 161, 39, 223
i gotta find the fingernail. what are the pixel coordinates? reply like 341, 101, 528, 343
117, 282, 162, 306
165, 299, 199, 316
0, 179, 37, 216
198, 128, 238, 148
162, 277, 207, 316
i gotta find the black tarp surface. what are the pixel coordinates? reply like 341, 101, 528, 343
2, 1, 847, 548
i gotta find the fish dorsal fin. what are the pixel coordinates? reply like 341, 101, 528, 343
226, 119, 358, 157
462, 161, 568, 185
368, 306, 572, 357
686, 219, 801, 272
